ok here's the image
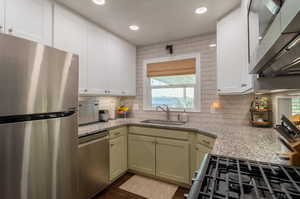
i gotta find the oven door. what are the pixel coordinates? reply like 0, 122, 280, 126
248, 0, 284, 63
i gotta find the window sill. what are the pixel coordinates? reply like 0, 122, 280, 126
143, 107, 201, 113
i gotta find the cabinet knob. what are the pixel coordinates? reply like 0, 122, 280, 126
217, 89, 221, 92
84, 89, 88, 92
0, 25, 2, 29
8, 28, 13, 33
241, 84, 247, 88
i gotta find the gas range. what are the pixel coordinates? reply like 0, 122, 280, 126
188, 154, 300, 199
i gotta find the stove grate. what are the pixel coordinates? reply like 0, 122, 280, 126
195, 155, 300, 199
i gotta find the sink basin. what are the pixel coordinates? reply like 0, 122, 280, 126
141, 119, 186, 126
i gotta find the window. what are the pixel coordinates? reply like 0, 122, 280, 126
143, 54, 201, 112
292, 97, 300, 115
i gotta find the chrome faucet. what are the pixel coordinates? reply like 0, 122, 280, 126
156, 104, 170, 121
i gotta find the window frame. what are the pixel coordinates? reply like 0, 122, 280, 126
143, 53, 201, 112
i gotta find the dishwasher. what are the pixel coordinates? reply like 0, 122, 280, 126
78, 130, 109, 199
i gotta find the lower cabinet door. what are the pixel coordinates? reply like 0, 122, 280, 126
109, 136, 125, 181
128, 134, 156, 175
195, 144, 211, 170
156, 138, 189, 184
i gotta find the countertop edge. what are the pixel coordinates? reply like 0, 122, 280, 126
78, 121, 218, 139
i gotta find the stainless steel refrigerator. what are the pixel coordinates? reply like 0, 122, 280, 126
0, 34, 79, 199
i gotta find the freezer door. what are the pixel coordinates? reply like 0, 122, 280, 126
0, 34, 79, 116
0, 113, 78, 199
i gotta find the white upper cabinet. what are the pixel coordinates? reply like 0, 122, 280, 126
86, 23, 136, 96
53, 4, 88, 93
86, 22, 109, 95
120, 40, 136, 96
5, 0, 52, 46
0, 0, 4, 33
54, 3, 136, 96
217, 5, 253, 95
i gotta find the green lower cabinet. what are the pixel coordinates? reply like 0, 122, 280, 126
127, 127, 216, 185
156, 138, 189, 184
195, 144, 211, 170
109, 135, 126, 181
128, 134, 156, 175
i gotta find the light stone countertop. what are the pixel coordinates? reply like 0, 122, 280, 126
78, 118, 286, 165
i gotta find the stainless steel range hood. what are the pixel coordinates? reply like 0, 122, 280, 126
259, 34, 300, 77
250, 1, 300, 78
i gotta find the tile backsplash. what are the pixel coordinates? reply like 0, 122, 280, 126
79, 96, 121, 119
122, 34, 254, 127
82, 34, 254, 127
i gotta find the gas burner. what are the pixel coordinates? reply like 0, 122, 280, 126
187, 154, 300, 199
228, 173, 253, 194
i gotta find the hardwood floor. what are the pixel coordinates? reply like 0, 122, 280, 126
93, 173, 189, 199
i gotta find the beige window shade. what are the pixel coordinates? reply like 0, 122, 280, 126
147, 58, 196, 77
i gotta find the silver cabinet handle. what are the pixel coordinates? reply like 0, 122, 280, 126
241, 84, 247, 87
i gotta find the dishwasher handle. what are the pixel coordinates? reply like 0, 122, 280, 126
79, 131, 109, 145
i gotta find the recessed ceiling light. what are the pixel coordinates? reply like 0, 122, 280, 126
92, 0, 105, 5
195, 7, 207, 14
129, 25, 139, 31
209, 44, 217, 47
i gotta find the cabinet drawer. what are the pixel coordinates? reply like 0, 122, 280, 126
129, 126, 189, 140
196, 134, 215, 149
109, 127, 127, 139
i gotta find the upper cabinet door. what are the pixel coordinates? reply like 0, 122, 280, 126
120, 40, 136, 96
53, 4, 88, 93
86, 22, 109, 95
5, 0, 52, 46
217, 7, 253, 94
0, 0, 4, 33
217, 8, 243, 94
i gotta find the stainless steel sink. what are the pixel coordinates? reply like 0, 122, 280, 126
141, 119, 186, 126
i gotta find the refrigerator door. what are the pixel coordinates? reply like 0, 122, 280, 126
0, 34, 78, 116
0, 113, 78, 199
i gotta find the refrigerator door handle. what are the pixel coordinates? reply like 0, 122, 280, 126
0, 111, 76, 124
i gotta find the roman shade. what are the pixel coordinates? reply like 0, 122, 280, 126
147, 58, 196, 77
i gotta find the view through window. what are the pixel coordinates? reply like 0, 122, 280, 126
150, 74, 196, 109
292, 97, 300, 115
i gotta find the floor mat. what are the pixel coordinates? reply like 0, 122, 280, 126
119, 175, 178, 199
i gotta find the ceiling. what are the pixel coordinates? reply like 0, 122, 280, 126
56, 0, 241, 46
